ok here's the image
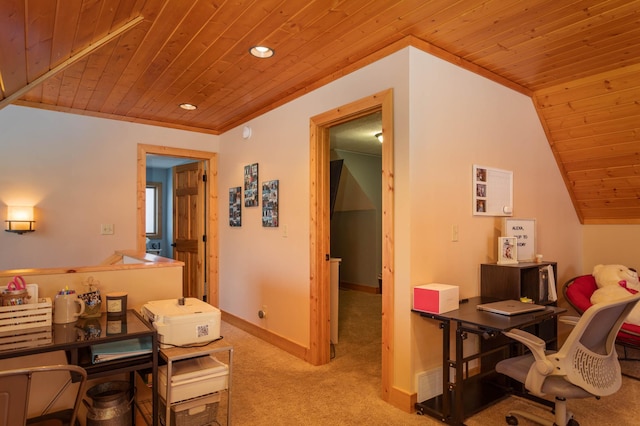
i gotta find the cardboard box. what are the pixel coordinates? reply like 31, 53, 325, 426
141, 298, 221, 348
413, 283, 459, 314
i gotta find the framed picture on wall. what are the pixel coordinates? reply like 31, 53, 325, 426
229, 186, 242, 227
244, 163, 259, 207
497, 237, 518, 265
472, 164, 513, 216
262, 180, 279, 227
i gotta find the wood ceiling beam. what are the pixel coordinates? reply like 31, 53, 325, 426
0, 16, 144, 110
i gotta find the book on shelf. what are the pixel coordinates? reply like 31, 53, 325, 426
90, 336, 152, 364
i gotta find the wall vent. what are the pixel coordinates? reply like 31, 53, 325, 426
416, 368, 443, 402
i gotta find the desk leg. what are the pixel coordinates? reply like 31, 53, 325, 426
152, 334, 158, 426
227, 348, 233, 425
453, 323, 466, 425
441, 320, 451, 423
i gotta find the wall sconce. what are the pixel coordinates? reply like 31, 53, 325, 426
375, 132, 383, 143
5, 206, 35, 234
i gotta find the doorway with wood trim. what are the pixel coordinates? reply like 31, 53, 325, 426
136, 144, 220, 305
309, 89, 394, 401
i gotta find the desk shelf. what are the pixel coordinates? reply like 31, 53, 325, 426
416, 375, 508, 422
158, 340, 233, 426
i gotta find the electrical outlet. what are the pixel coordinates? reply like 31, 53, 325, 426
100, 224, 114, 235
258, 305, 268, 319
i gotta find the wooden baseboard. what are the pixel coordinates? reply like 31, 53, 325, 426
339, 281, 380, 294
221, 310, 309, 361
388, 385, 417, 413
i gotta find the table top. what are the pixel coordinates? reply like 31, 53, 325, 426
413, 296, 566, 332
0, 310, 155, 360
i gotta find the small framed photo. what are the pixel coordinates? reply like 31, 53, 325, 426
497, 237, 518, 265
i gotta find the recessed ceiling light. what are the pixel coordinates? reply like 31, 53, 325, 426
179, 103, 197, 111
249, 46, 275, 58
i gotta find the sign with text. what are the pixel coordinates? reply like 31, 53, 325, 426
503, 218, 536, 262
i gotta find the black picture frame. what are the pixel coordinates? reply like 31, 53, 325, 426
262, 180, 279, 227
244, 163, 259, 207
229, 186, 242, 227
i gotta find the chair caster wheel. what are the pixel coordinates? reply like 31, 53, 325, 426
568, 419, 579, 426
506, 415, 518, 425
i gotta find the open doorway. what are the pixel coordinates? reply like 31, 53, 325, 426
329, 111, 382, 355
145, 155, 196, 258
136, 144, 220, 305
146, 156, 206, 299
308, 89, 395, 402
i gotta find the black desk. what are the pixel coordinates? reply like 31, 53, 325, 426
0, 310, 158, 426
413, 297, 565, 425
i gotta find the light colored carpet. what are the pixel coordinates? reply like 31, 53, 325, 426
216, 290, 640, 425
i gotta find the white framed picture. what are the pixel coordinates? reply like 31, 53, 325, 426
472, 164, 513, 217
503, 218, 536, 262
497, 237, 518, 265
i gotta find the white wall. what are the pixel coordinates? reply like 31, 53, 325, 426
583, 225, 640, 273
406, 50, 582, 383
0, 107, 218, 269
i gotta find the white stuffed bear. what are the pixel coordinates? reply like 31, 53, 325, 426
590, 264, 640, 325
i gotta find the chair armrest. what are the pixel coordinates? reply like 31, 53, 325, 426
503, 328, 546, 360
559, 315, 580, 327
503, 328, 554, 397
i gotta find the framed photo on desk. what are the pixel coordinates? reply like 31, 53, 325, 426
497, 236, 518, 265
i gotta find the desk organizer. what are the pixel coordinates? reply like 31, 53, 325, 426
0, 297, 53, 350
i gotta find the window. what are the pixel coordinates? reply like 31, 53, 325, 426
145, 182, 163, 238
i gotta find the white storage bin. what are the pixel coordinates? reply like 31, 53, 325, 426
142, 298, 221, 348
159, 355, 228, 403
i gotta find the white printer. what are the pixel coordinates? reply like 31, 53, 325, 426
141, 298, 221, 348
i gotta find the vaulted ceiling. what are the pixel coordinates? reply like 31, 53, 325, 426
1, 0, 639, 224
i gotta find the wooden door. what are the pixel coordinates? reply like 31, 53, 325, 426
173, 161, 205, 299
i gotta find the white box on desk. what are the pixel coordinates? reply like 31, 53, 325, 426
413, 283, 459, 314
141, 298, 220, 348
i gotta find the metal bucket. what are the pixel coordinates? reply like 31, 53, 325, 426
83, 381, 134, 426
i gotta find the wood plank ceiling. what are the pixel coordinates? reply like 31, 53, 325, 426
1, 0, 639, 224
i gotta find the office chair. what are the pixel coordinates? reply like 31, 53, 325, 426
0, 364, 87, 426
564, 274, 640, 371
495, 293, 640, 426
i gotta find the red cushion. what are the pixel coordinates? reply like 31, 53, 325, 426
566, 274, 640, 344
565, 275, 598, 313
619, 323, 640, 345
